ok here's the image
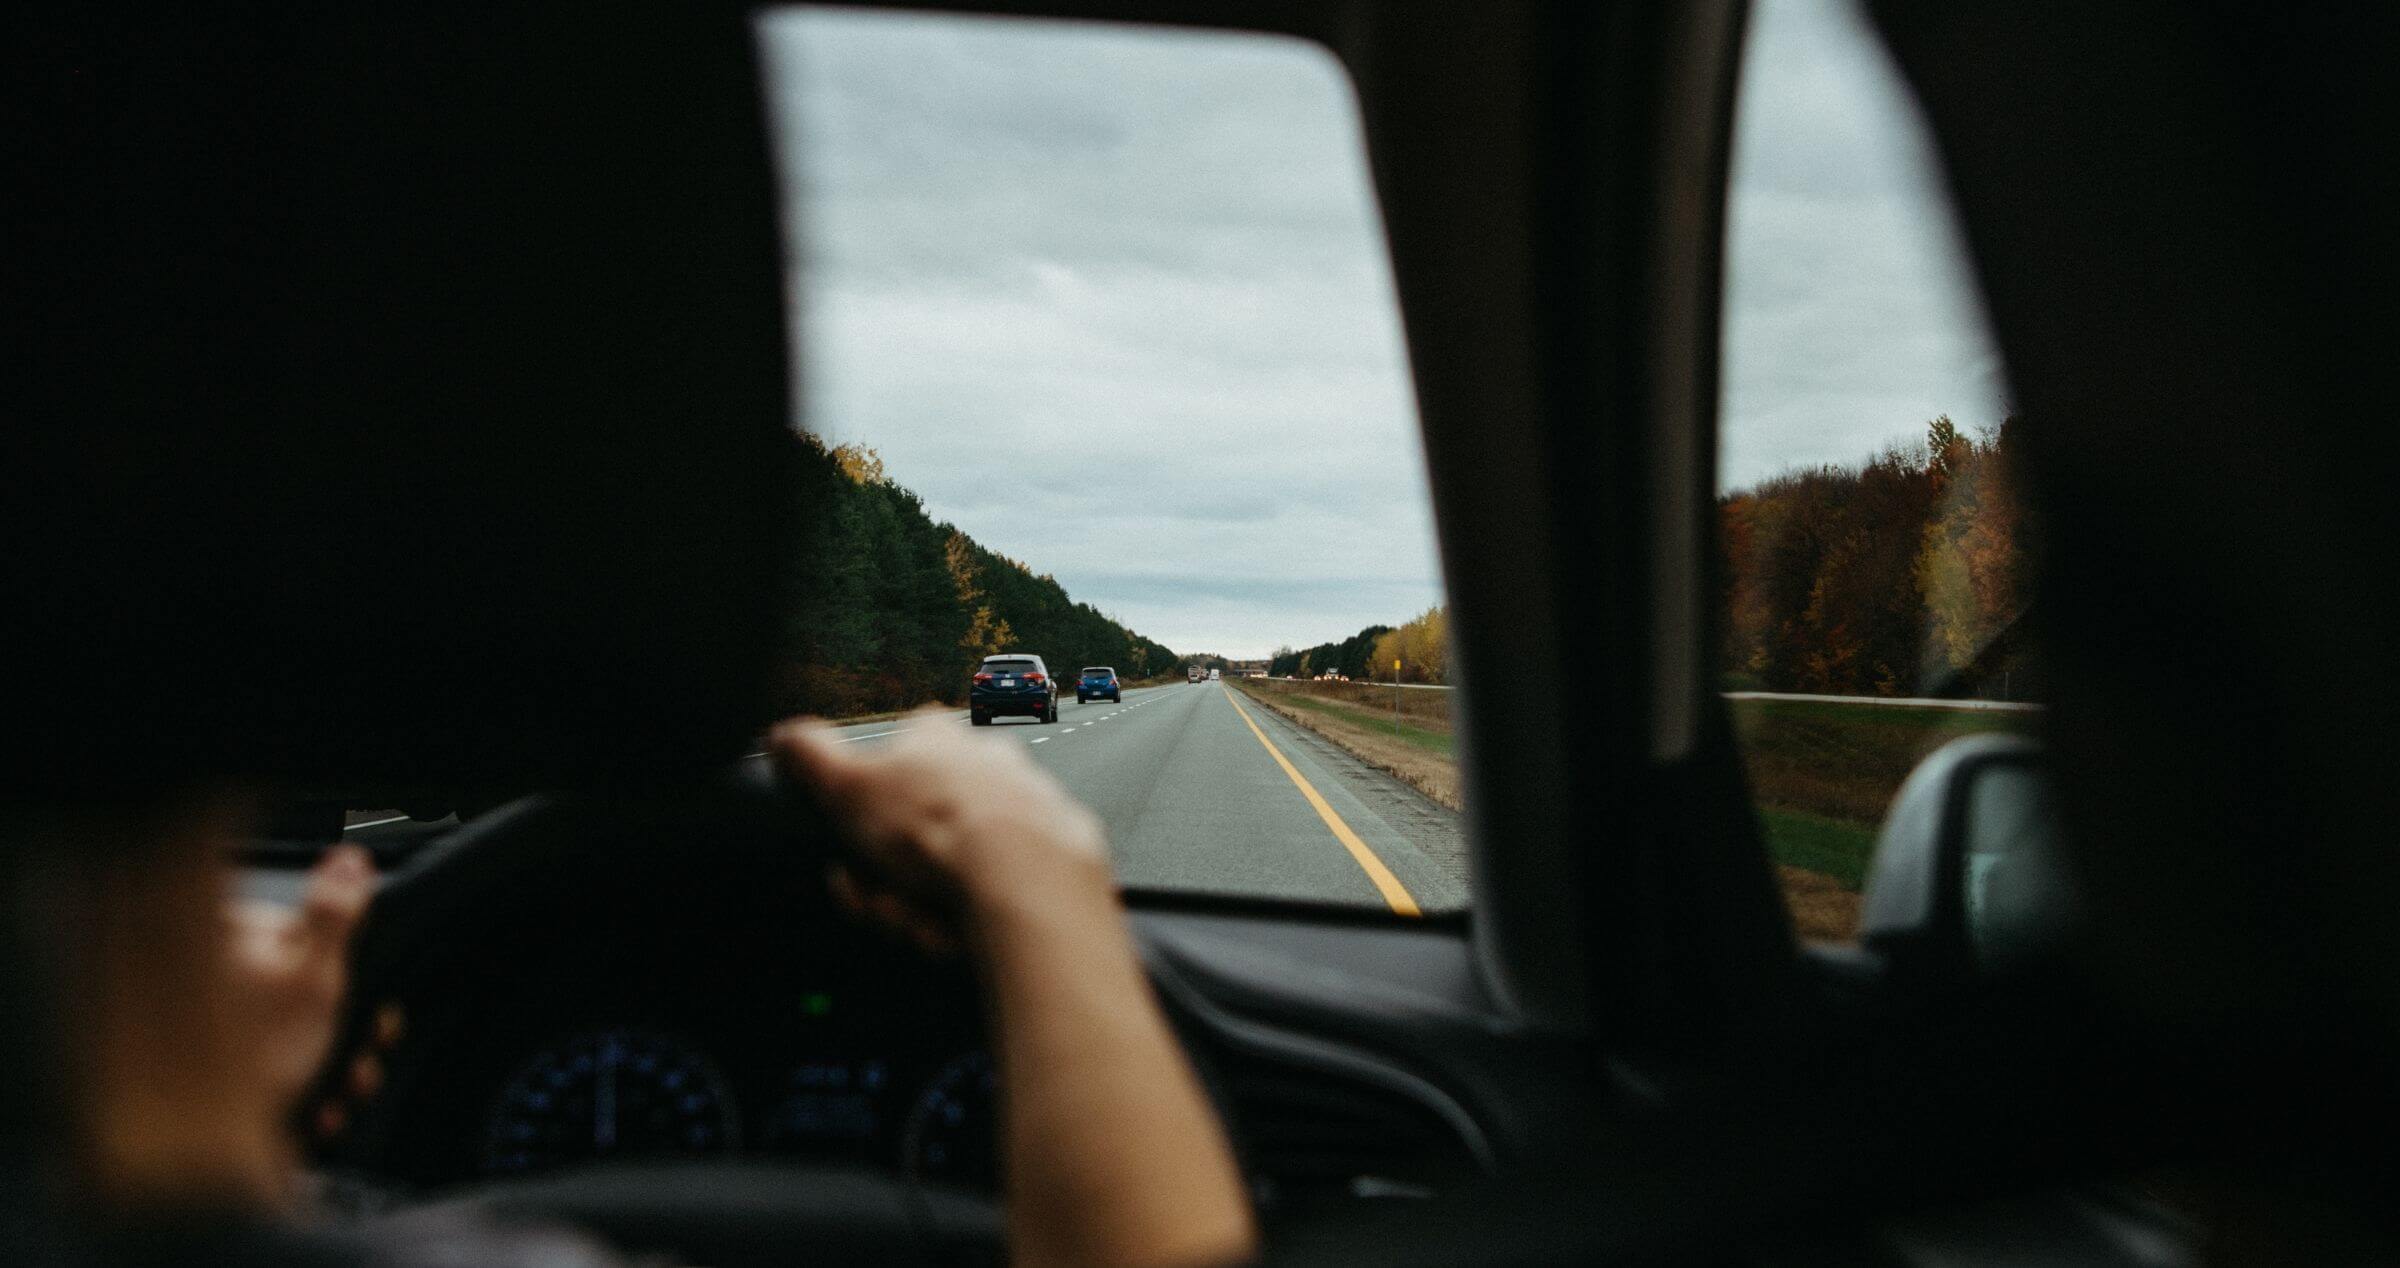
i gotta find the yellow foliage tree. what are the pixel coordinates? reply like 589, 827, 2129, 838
1372, 605, 1449, 684
946, 530, 1014, 658
1915, 424, 2020, 680
830, 443, 890, 486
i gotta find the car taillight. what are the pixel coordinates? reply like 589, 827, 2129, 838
973, 673, 993, 683
1025, 673, 1045, 684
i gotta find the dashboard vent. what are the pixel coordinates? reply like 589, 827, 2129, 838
1229, 1065, 1483, 1217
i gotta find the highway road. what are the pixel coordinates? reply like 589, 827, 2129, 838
826, 680, 1468, 915
304, 681, 1467, 916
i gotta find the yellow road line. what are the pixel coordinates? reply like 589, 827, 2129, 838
1223, 690, 1422, 917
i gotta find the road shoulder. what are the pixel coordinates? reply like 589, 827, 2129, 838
1228, 688, 1470, 903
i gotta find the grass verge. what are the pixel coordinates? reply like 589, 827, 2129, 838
1730, 696, 2036, 941
1727, 697, 2037, 826
1234, 681, 2031, 944
1230, 678, 1461, 810
1755, 806, 1878, 890
1264, 691, 1456, 758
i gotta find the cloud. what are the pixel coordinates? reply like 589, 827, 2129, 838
1719, 0, 2011, 489
758, 0, 2005, 655
762, 9, 1439, 657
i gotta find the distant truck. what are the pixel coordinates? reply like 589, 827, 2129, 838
1209, 668, 1221, 681
1188, 667, 1203, 683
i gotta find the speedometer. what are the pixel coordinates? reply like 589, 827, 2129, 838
902, 1050, 1000, 1190
485, 1028, 740, 1175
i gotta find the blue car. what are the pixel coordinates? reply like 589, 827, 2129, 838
1077, 666, 1122, 703
970, 653, 1057, 725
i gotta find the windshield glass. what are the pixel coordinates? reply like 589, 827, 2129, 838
763, 10, 1462, 915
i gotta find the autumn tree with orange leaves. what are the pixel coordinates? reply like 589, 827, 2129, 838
1720, 417, 2031, 698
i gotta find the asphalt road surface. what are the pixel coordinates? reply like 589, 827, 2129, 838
829, 680, 1468, 915
300, 681, 1467, 916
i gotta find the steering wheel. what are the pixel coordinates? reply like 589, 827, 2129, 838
314, 760, 1007, 1265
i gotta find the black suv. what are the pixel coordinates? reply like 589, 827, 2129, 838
969, 653, 1057, 725
1077, 667, 1122, 703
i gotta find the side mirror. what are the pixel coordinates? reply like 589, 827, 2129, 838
1860, 732, 2078, 989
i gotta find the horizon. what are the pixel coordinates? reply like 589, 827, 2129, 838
767, 0, 2003, 659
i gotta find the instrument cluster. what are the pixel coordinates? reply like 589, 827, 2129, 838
481, 1025, 997, 1189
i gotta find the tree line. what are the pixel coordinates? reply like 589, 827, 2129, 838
1258, 415, 2027, 702
777, 436, 1178, 716
1719, 415, 2034, 698
1269, 605, 1449, 683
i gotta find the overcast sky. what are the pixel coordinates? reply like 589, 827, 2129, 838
760, 0, 2005, 659
1721, 0, 2010, 487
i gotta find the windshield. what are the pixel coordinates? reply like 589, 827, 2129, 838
763, 10, 1461, 916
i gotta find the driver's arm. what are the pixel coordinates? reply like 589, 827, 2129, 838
776, 715, 1258, 1268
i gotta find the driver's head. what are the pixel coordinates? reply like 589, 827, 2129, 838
6, 8, 799, 803
3, 5, 803, 1220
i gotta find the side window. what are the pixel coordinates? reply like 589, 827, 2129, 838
1718, 0, 2035, 943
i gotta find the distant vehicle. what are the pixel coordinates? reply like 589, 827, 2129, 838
1209, 668, 1221, 681
1078, 666, 1122, 703
970, 653, 1057, 725
1188, 667, 1203, 683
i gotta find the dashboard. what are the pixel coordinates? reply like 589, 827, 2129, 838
479, 1028, 994, 1186
293, 798, 1511, 1236
331, 839, 1007, 1193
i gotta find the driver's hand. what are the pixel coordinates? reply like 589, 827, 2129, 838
776, 712, 1257, 1267
771, 709, 1114, 955
227, 844, 375, 1124
87, 835, 375, 1206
